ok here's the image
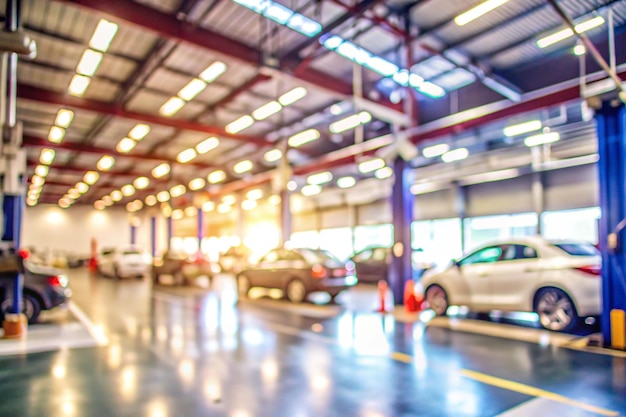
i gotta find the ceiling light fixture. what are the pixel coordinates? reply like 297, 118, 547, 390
39, 148, 56, 165
329, 111, 372, 134
454, 0, 509, 26
177, 148, 198, 164
278, 87, 307, 106
337, 176, 356, 189
35, 165, 49, 177
199, 61, 227, 83
31, 175, 45, 187
246, 188, 264, 200
178, 78, 207, 101
202, 201, 215, 212
68, 74, 91, 97
252, 101, 282, 120
159, 97, 186, 116
503, 120, 543, 137
375, 167, 393, 179
268, 195, 281, 205
185, 207, 198, 217
97, 155, 115, 171
128, 124, 151, 141
307, 171, 333, 185
196, 137, 220, 154
241, 199, 257, 211
121, 184, 135, 196
422, 143, 450, 158
537, 16, 605, 48
156, 191, 170, 203
524, 132, 560, 147
102, 195, 113, 206
233, 160, 253, 174
152, 163, 171, 178
221, 195, 237, 205
207, 170, 226, 184
94, 200, 105, 210
573, 44, 586, 56
48, 126, 65, 143
83, 171, 99, 185
76, 49, 103, 77
442, 148, 469, 163
225, 115, 254, 134
189, 177, 206, 191
301, 184, 322, 196
116, 138, 136, 153
358, 158, 385, 173
76, 182, 89, 194
133, 176, 150, 190
170, 184, 187, 198
217, 203, 231, 214
110, 190, 123, 202
89, 19, 118, 52
264, 148, 283, 162
55, 109, 74, 128
288, 129, 320, 147
145, 195, 157, 206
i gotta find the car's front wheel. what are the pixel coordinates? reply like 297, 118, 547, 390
286, 279, 307, 303
535, 288, 578, 332
2, 292, 42, 324
426, 285, 449, 316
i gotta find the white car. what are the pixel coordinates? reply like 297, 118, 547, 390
97, 247, 152, 279
422, 236, 601, 332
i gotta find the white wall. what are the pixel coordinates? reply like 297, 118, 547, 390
22, 204, 132, 254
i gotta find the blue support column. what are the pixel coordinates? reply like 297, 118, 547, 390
280, 190, 292, 245
150, 216, 156, 257
388, 157, 414, 304
596, 101, 626, 346
2, 195, 22, 315
197, 209, 204, 255
130, 224, 137, 245
167, 216, 173, 250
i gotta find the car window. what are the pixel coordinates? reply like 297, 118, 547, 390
553, 243, 599, 257
261, 250, 279, 263
460, 246, 502, 265
372, 248, 387, 261
282, 250, 305, 261
101, 249, 114, 256
501, 245, 538, 261
123, 250, 142, 255
353, 249, 373, 262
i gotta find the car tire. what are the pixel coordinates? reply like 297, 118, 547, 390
426, 285, 449, 316
534, 287, 579, 332
23, 292, 42, 324
286, 279, 307, 303
237, 275, 251, 298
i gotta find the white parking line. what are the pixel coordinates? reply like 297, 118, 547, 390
68, 301, 109, 346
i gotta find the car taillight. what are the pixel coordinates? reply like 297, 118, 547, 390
48, 275, 66, 286
18, 248, 30, 259
575, 265, 601, 276
312, 264, 327, 279
333, 268, 347, 277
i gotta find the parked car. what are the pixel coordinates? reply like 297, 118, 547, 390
0, 261, 72, 323
350, 246, 433, 284
421, 236, 601, 332
152, 251, 217, 285
237, 248, 358, 303
97, 246, 152, 279
218, 246, 250, 274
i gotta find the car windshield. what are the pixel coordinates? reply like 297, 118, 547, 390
552, 242, 599, 257
123, 250, 143, 255
298, 249, 343, 266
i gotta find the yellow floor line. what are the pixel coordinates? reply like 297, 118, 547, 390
461, 369, 619, 417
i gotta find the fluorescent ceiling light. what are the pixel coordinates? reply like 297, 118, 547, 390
279, 87, 306, 106
185, 207, 197, 217
133, 200, 144, 211
177, 148, 198, 164
409, 73, 425, 88
524, 132, 560, 147
233, 160, 253, 174
323, 35, 343, 50
152, 163, 170, 178
574, 44, 586, 56
102, 195, 113, 206
55, 109, 74, 128
288, 129, 320, 147
162, 204, 172, 217
68, 74, 91, 97
160, 97, 186, 117
365, 56, 399, 77
337, 176, 356, 189
422, 143, 450, 158
208, 170, 226, 184
202, 201, 215, 212
307, 171, 333, 185
264, 2, 293, 24
375, 167, 393, 179
393, 70, 410, 87
246, 188, 263, 200
503, 120, 542, 137
537, 16, 605, 48
189, 177, 206, 191
455, 0, 509, 26
226, 115, 254, 134
199, 61, 227, 83
97, 155, 115, 171
462, 168, 520, 185
252, 101, 282, 120
48, 126, 65, 143
26, 200, 37, 207
170, 184, 186, 198
301, 184, 322, 196
35, 165, 49, 177
358, 158, 385, 173
31, 175, 45, 187
83, 171, 99, 185
116, 137, 136, 153
128, 124, 151, 141
268, 195, 281, 205
94, 200, 105, 210
76, 182, 89, 194
329, 101, 351, 116
442, 148, 469, 163
156, 191, 170, 203
287, 180, 297, 191
329, 111, 372, 134
286, 13, 322, 37
121, 184, 135, 196
133, 176, 150, 190
59, 199, 71, 209
221, 195, 237, 205
217, 203, 231, 214
264, 148, 283, 162
40, 148, 55, 165
76, 49, 103, 77
89, 19, 118, 52
241, 199, 257, 211
178, 78, 207, 101
145, 195, 157, 206
410, 182, 443, 195
67, 188, 80, 198
126, 202, 137, 212
110, 190, 123, 202
196, 137, 219, 154
418, 82, 446, 99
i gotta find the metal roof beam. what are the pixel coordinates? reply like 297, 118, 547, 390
18, 84, 274, 147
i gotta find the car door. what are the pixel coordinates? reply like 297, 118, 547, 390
351, 249, 375, 283
487, 244, 540, 311
247, 250, 280, 288
458, 245, 504, 310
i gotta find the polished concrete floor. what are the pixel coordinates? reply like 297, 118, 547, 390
0, 269, 625, 417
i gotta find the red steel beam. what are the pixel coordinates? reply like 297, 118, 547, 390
18, 84, 274, 147
22, 134, 216, 170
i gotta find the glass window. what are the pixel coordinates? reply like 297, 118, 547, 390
289, 231, 321, 250
298, 249, 342, 266
320, 227, 354, 261
354, 224, 393, 253
411, 218, 462, 267
372, 248, 389, 261
261, 250, 279, 263
352, 249, 373, 262
460, 246, 503, 265
465, 213, 538, 250
552, 243, 599, 257
282, 250, 305, 261
541, 207, 600, 244
501, 245, 538, 261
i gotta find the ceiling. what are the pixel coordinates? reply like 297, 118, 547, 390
4, 0, 626, 213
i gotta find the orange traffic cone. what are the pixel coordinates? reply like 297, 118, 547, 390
376, 280, 388, 313
404, 279, 419, 313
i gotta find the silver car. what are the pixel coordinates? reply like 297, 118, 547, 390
422, 236, 601, 332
